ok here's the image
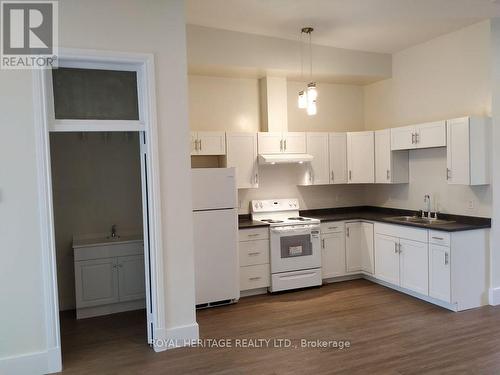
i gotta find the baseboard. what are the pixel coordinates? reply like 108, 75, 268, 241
240, 287, 268, 297
153, 322, 199, 352
0, 346, 61, 375
323, 274, 363, 284
489, 287, 500, 305
77, 299, 145, 319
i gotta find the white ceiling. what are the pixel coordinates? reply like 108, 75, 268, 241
186, 0, 500, 54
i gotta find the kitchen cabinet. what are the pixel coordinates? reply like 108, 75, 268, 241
257, 132, 306, 154
191, 131, 226, 155
446, 116, 491, 185
374, 234, 400, 285
321, 222, 346, 279
329, 133, 348, 184
345, 221, 374, 274
429, 243, 451, 303
347, 131, 375, 183
391, 121, 446, 150
73, 239, 145, 319
399, 239, 428, 295
374, 129, 409, 184
239, 227, 271, 292
226, 132, 259, 189
304, 132, 330, 185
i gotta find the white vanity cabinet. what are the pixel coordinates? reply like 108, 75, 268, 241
239, 227, 271, 293
446, 116, 491, 185
374, 129, 409, 184
347, 131, 375, 183
191, 131, 226, 155
391, 121, 446, 150
345, 221, 374, 274
320, 222, 346, 279
73, 239, 145, 319
226, 132, 259, 189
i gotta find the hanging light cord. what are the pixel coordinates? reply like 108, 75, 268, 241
309, 31, 313, 81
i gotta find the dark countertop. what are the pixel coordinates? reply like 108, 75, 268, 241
239, 206, 491, 232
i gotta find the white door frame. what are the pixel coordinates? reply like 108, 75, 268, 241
32, 48, 165, 372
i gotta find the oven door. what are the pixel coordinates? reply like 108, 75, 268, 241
270, 225, 321, 274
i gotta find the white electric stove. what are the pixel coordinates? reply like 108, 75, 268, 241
251, 199, 322, 292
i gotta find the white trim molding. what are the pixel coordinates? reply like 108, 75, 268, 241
153, 323, 200, 352
489, 287, 500, 305
0, 348, 60, 375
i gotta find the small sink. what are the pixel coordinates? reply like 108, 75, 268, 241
385, 216, 455, 226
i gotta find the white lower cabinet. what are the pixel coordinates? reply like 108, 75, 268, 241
73, 240, 145, 319
239, 227, 271, 292
374, 234, 400, 285
345, 221, 374, 274
429, 244, 451, 303
399, 239, 428, 295
320, 222, 346, 279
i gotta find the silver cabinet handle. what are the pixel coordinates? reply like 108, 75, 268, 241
199, 139, 202, 151
346, 227, 350, 237
249, 277, 262, 281
280, 139, 283, 151
321, 238, 325, 248
284, 139, 287, 151
331, 170, 334, 182
411, 133, 415, 144
328, 226, 338, 230
445, 252, 449, 265
415, 132, 419, 144
432, 236, 444, 241
398, 243, 402, 253
394, 242, 398, 253
386, 169, 390, 180
446, 168, 451, 180
194, 139, 198, 151
247, 233, 260, 237
349, 170, 352, 181
248, 252, 260, 256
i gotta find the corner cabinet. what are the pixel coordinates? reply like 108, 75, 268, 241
374, 129, 408, 184
226, 132, 259, 189
191, 131, 226, 155
321, 222, 346, 278
446, 116, 491, 185
347, 131, 375, 183
345, 221, 374, 274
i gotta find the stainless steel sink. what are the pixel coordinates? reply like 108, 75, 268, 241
385, 216, 455, 225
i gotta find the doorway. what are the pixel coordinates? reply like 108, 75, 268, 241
33, 50, 164, 372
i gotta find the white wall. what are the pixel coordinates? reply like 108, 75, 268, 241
50, 133, 143, 311
364, 20, 492, 217
0, 0, 196, 371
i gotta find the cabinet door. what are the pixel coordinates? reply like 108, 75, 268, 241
446, 117, 470, 185
321, 231, 346, 278
360, 222, 374, 274
399, 239, 429, 295
391, 126, 415, 150
347, 131, 374, 183
429, 244, 451, 303
226, 132, 258, 189
283, 132, 306, 154
329, 133, 347, 184
345, 222, 362, 272
75, 258, 119, 308
117, 255, 146, 302
190, 132, 198, 155
196, 131, 226, 155
306, 132, 330, 185
416, 121, 446, 149
375, 129, 391, 183
374, 234, 400, 285
258, 132, 283, 154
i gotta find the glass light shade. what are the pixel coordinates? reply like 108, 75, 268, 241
307, 82, 318, 102
307, 100, 317, 116
298, 90, 307, 109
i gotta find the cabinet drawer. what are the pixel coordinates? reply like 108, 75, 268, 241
239, 239, 269, 266
321, 222, 344, 234
239, 227, 269, 241
375, 222, 427, 243
429, 230, 450, 247
240, 264, 270, 291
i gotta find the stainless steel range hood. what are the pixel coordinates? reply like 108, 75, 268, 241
258, 153, 313, 165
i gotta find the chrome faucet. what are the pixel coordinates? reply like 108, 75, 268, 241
111, 224, 117, 238
424, 195, 431, 218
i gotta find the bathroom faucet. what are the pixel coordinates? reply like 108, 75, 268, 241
111, 224, 117, 238
424, 195, 431, 218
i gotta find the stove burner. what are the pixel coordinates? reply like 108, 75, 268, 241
288, 217, 311, 221
260, 219, 284, 223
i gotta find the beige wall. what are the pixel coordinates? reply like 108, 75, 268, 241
364, 20, 492, 217
50, 132, 143, 311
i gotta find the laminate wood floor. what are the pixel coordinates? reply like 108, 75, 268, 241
59, 279, 500, 375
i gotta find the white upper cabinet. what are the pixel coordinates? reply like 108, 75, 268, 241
304, 132, 330, 185
191, 131, 226, 155
446, 116, 491, 185
257, 132, 306, 154
347, 131, 375, 183
329, 133, 348, 184
226, 132, 259, 189
391, 121, 446, 150
375, 129, 409, 184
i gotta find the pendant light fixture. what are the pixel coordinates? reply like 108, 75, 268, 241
297, 26, 317, 116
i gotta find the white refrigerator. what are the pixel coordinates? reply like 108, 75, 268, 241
192, 168, 239, 306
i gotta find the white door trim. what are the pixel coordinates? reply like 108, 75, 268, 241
32, 48, 165, 373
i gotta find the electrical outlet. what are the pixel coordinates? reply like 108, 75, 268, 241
468, 200, 474, 209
